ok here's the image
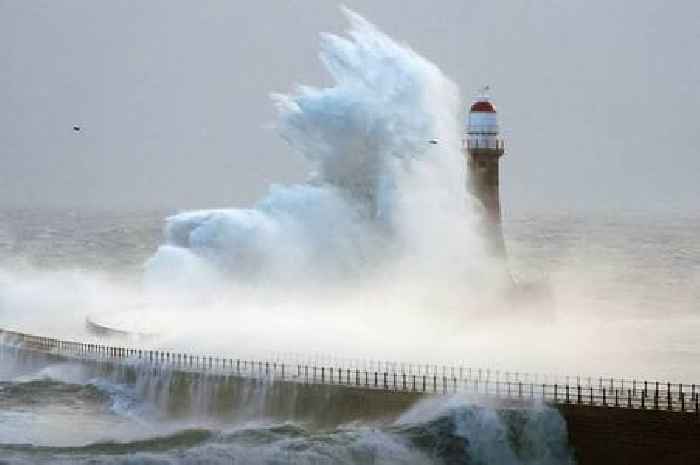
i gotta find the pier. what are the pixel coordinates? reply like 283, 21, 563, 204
2, 326, 699, 413
3, 327, 700, 464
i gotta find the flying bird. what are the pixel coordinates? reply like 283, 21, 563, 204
73, 126, 81, 132
428, 139, 439, 144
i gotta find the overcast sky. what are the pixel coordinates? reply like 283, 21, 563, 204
1, 0, 699, 214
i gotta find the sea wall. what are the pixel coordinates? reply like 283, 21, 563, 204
0, 345, 421, 427
558, 404, 700, 465
3, 332, 700, 464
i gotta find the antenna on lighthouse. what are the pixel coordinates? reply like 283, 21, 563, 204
477, 85, 491, 99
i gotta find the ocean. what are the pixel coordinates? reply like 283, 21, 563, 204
0, 207, 697, 464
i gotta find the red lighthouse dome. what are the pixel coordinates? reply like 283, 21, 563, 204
467, 94, 499, 137
470, 100, 496, 113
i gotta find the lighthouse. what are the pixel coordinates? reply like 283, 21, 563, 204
463, 88, 506, 257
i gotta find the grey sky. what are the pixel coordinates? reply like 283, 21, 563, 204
1, 0, 699, 213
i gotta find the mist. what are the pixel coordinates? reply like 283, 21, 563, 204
1, 8, 699, 387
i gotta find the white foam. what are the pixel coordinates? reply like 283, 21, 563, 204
145, 8, 500, 298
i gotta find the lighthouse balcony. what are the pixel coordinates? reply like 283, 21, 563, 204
464, 139, 505, 151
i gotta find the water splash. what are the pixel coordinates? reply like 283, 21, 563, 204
145, 9, 499, 297
397, 395, 574, 465
0, 346, 574, 464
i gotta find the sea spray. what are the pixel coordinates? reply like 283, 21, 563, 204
0, 347, 576, 464
144, 8, 501, 300
397, 395, 575, 465
0, 8, 515, 365
0, 343, 575, 464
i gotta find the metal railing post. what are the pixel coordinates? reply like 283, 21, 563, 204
654, 382, 659, 409
681, 392, 685, 412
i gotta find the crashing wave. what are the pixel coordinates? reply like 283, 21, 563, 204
145, 8, 494, 293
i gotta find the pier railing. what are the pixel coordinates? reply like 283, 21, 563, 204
2, 327, 699, 414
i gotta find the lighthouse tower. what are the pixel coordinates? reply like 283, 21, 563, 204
463, 89, 506, 257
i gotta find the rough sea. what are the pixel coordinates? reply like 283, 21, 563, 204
0, 207, 697, 464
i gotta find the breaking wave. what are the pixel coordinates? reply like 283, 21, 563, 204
0, 379, 573, 465
144, 8, 502, 297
